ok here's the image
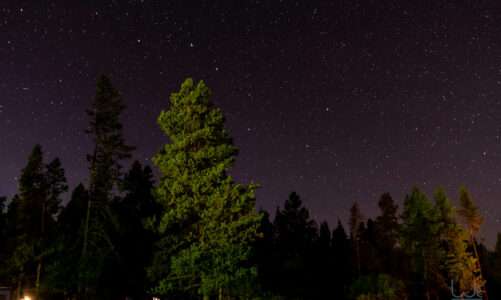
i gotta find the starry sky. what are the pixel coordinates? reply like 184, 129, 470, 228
1, 1, 501, 245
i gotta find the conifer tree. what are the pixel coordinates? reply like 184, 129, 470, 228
81, 75, 134, 297
2, 145, 67, 299
332, 220, 351, 298
149, 78, 261, 299
46, 184, 88, 296
350, 202, 364, 277
114, 161, 157, 299
316, 221, 332, 297
0, 196, 6, 248
493, 234, 501, 297
400, 187, 441, 299
272, 192, 318, 298
0, 196, 7, 280
255, 210, 275, 296
375, 193, 399, 251
434, 188, 482, 298
457, 187, 486, 297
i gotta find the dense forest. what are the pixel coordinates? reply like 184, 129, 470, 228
0, 76, 500, 300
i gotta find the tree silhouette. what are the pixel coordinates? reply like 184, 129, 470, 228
81, 75, 134, 298
272, 192, 318, 298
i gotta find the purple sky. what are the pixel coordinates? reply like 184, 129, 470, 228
1, 0, 500, 246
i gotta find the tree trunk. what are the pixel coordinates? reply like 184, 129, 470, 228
36, 260, 42, 299
36, 201, 46, 299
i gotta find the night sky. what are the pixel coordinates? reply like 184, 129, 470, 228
1, 1, 501, 245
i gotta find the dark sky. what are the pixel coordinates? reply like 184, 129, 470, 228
1, 1, 501, 245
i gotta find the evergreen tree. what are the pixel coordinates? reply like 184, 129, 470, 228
375, 193, 399, 252
37, 157, 68, 298
255, 210, 275, 296
318, 221, 331, 249
331, 220, 351, 299
272, 192, 318, 298
400, 187, 441, 300
3, 195, 28, 299
46, 184, 88, 296
434, 188, 482, 298
316, 221, 332, 297
16, 145, 47, 298
0, 195, 6, 245
373, 193, 400, 276
457, 187, 486, 296
0, 196, 7, 280
350, 202, 364, 277
148, 78, 261, 299
1, 145, 67, 299
492, 233, 501, 298
113, 161, 157, 299
81, 75, 134, 297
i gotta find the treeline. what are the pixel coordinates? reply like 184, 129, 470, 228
0, 76, 500, 300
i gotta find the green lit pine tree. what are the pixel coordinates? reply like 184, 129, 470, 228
149, 78, 261, 299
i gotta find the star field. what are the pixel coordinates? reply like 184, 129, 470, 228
1, 0, 501, 245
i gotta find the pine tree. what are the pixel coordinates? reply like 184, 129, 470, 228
316, 221, 332, 297
80, 75, 134, 296
0, 196, 7, 280
434, 188, 482, 298
36, 157, 68, 298
350, 202, 364, 277
375, 193, 399, 251
332, 220, 351, 298
457, 187, 486, 297
18, 145, 48, 298
272, 192, 318, 298
400, 187, 441, 300
113, 161, 157, 299
255, 210, 275, 297
3, 195, 28, 299
2, 145, 68, 299
493, 233, 501, 298
149, 78, 261, 299
46, 184, 88, 296
0, 196, 6, 246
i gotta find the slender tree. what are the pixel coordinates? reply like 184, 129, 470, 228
332, 220, 351, 298
457, 187, 486, 298
434, 188, 482, 298
148, 78, 261, 299
0, 196, 8, 281
1, 145, 67, 299
400, 187, 441, 300
492, 234, 501, 298
46, 184, 88, 296
375, 193, 399, 251
81, 75, 134, 297
272, 192, 318, 298
113, 161, 157, 299
350, 202, 364, 277
35, 158, 68, 298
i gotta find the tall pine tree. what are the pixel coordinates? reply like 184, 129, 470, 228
149, 78, 261, 299
400, 187, 441, 300
81, 75, 134, 297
